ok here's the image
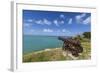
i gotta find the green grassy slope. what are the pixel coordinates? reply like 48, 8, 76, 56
23, 38, 91, 62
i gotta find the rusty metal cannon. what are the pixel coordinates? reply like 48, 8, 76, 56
58, 36, 83, 57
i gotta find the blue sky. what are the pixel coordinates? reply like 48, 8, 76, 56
23, 10, 91, 36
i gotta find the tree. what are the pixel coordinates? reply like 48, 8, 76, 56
83, 32, 91, 39
74, 35, 82, 40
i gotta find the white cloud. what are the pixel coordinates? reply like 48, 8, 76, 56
53, 19, 65, 26
24, 23, 32, 28
76, 13, 86, 20
34, 19, 52, 25
60, 14, 65, 18
62, 29, 66, 32
68, 18, 72, 24
35, 20, 44, 25
62, 29, 71, 33
75, 13, 86, 24
27, 19, 33, 22
61, 29, 71, 36
53, 20, 59, 26
83, 16, 91, 24
43, 29, 53, 32
43, 19, 52, 25
60, 20, 64, 24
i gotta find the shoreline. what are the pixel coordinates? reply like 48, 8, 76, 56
23, 47, 66, 62
23, 48, 62, 55
35, 48, 61, 54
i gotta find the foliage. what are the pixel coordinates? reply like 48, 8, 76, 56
83, 32, 91, 39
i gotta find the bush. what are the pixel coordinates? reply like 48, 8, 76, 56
83, 32, 91, 39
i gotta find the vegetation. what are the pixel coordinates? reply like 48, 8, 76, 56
83, 32, 91, 39
23, 32, 91, 62
23, 37, 91, 62
23, 48, 66, 62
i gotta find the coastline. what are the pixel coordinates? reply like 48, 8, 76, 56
23, 40, 91, 62
23, 48, 62, 56
23, 48, 67, 62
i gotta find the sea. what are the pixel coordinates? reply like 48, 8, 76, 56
23, 35, 63, 54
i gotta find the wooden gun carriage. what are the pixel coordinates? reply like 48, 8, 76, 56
58, 36, 83, 57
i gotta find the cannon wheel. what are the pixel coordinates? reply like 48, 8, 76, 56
62, 43, 83, 57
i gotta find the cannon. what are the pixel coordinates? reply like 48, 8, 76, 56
58, 36, 83, 57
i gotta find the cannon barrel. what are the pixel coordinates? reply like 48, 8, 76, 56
58, 36, 83, 57
58, 36, 80, 45
58, 36, 68, 41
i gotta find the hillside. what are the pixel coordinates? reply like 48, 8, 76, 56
23, 38, 91, 62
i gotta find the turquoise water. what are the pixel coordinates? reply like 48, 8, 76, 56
23, 35, 63, 53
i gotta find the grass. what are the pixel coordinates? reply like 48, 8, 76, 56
78, 39, 91, 59
23, 38, 91, 62
23, 48, 67, 62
